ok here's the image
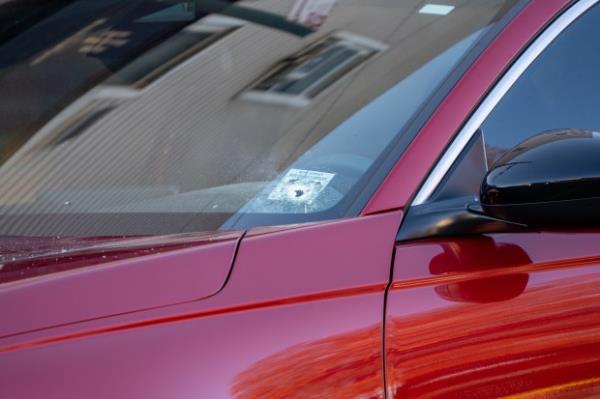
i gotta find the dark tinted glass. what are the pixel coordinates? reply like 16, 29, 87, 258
482, 4, 600, 166
431, 4, 600, 202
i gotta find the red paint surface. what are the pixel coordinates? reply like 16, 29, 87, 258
0, 233, 239, 284
0, 231, 242, 337
0, 211, 403, 398
0, 1, 589, 397
387, 232, 600, 398
362, 0, 571, 215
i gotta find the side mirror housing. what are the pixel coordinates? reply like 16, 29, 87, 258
481, 129, 600, 228
397, 129, 600, 242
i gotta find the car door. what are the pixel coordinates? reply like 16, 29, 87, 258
386, 1, 600, 397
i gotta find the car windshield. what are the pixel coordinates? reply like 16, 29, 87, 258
0, 0, 516, 236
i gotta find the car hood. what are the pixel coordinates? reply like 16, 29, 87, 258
0, 231, 242, 337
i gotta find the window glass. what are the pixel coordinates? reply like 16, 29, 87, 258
430, 4, 600, 203
481, 4, 600, 167
0, 0, 516, 236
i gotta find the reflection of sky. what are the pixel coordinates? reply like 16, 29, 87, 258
238, 27, 486, 217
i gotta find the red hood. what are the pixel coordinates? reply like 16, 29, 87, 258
0, 231, 243, 337
0, 233, 236, 284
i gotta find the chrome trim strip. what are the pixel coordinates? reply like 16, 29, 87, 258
412, 0, 598, 205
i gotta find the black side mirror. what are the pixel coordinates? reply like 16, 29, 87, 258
397, 129, 600, 241
481, 129, 600, 228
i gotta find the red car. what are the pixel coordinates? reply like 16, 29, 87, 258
1, 0, 600, 397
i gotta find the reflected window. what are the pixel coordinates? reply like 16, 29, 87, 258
0, 0, 520, 236
243, 32, 386, 107
110, 15, 244, 88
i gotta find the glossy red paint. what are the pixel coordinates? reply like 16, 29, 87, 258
362, 0, 572, 215
0, 211, 403, 398
0, 231, 242, 337
0, 1, 593, 397
387, 232, 600, 398
0, 233, 240, 284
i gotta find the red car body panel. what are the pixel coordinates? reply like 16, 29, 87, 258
0, 211, 402, 398
387, 232, 600, 397
0, 232, 242, 337
2, 1, 599, 398
362, 0, 571, 215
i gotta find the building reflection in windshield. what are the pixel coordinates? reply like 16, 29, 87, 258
0, 0, 515, 236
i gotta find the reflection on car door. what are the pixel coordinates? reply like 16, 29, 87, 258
387, 233, 600, 398
386, 3, 600, 397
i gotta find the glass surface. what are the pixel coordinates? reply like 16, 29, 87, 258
481, 4, 600, 166
431, 4, 600, 203
0, 0, 514, 236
